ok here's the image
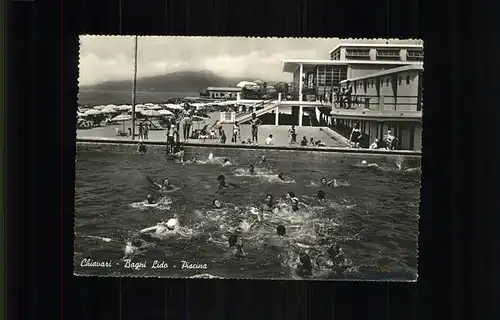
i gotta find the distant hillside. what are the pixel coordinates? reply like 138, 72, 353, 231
78, 70, 278, 105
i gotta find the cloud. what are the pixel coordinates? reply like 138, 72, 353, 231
78, 36, 422, 86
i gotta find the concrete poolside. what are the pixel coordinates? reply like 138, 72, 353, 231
77, 119, 348, 148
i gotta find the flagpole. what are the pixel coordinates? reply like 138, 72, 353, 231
131, 36, 138, 140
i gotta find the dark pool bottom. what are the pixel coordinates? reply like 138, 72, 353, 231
74, 143, 421, 280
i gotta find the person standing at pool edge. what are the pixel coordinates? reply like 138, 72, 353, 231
250, 113, 262, 145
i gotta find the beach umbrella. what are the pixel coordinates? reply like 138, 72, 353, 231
106, 104, 117, 108
135, 104, 145, 109
253, 80, 264, 84
116, 105, 131, 111
166, 104, 183, 110
140, 109, 161, 117
93, 105, 105, 110
144, 103, 154, 107
158, 109, 173, 116
85, 109, 101, 116
112, 114, 132, 131
236, 81, 257, 88
146, 104, 162, 110
101, 105, 118, 114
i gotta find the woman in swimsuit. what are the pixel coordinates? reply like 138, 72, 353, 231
349, 123, 362, 148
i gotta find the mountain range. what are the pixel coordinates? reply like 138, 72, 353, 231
78, 70, 279, 105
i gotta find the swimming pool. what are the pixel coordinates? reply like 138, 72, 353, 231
74, 144, 420, 280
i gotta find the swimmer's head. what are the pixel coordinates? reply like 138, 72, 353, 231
217, 175, 225, 182
163, 179, 170, 186
166, 218, 178, 230
132, 239, 142, 247
291, 197, 299, 210
213, 199, 222, 209
361, 160, 367, 165
320, 177, 327, 185
265, 193, 273, 204
317, 190, 325, 200
276, 225, 286, 236
146, 194, 153, 199
277, 172, 284, 179
286, 191, 296, 199
208, 153, 214, 159
248, 164, 255, 173
192, 156, 197, 162
223, 158, 230, 164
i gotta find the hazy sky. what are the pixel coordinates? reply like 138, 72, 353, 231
79, 36, 422, 86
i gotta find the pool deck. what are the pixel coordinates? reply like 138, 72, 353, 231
77, 113, 421, 156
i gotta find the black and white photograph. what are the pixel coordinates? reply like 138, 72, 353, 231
75, 36, 422, 281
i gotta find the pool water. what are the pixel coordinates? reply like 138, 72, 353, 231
74, 148, 420, 280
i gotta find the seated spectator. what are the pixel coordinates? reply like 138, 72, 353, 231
265, 134, 274, 145
300, 136, 308, 146
369, 138, 379, 149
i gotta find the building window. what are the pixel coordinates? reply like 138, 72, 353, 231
345, 49, 370, 59
406, 76, 411, 84
407, 49, 424, 61
376, 49, 401, 60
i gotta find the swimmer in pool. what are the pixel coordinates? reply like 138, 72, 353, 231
285, 191, 296, 200
124, 238, 146, 256
135, 140, 147, 154
222, 158, 232, 166
260, 155, 267, 163
360, 160, 379, 168
277, 224, 286, 237
228, 234, 246, 257
248, 164, 255, 175
191, 156, 197, 163
261, 194, 278, 212
217, 175, 239, 189
319, 177, 349, 188
320, 177, 337, 187
152, 178, 176, 191
213, 199, 224, 209
297, 253, 313, 276
277, 172, 292, 182
290, 197, 300, 212
146, 194, 156, 205
316, 190, 326, 204
327, 244, 347, 268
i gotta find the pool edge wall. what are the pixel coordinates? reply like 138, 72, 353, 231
76, 139, 422, 167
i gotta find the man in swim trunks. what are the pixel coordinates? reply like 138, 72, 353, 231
316, 190, 326, 204
250, 113, 262, 145
288, 125, 298, 145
